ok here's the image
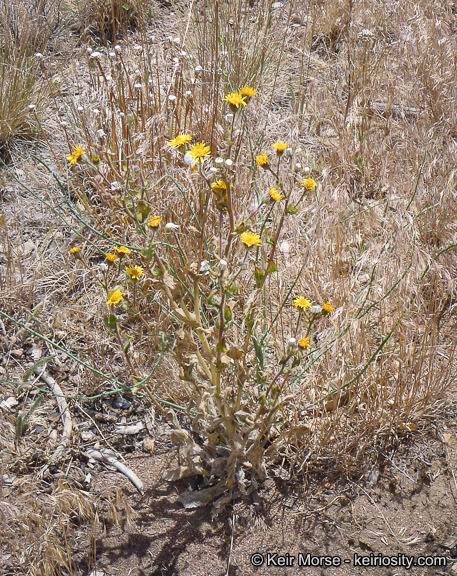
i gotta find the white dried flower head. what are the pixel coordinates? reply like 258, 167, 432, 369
285, 147, 293, 157
199, 260, 210, 272
224, 159, 233, 167
190, 77, 196, 84
134, 83, 142, 90
172, 57, 179, 64
99, 263, 108, 272
185, 90, 192, 96
86, 47, 93, 54
60, 121, 68, 127
114, 45, 121, 52
173, 37, 180, 44
218, 259, 227, 270
221, 50, 228, 57
224, 113, 234, 123
311, 305, 323, 314
165, 222, 180, 231
303, 166, 310, 173
194, 65, 203, 72
215, 157, 224, 165
93, 109, 100, 116
109, 51, 116, 58
209, 167, 218, 173
358, 29, 375, 42
35, 53, 43, 60
288, 338, 296, 345
180, 50, 187, 56
119, 112, 125, 118
110, 182, 121, 191
167, 36, 173, 41
294, 163, 302, 171
28, 104, 36, 110
77, 106, 84, 111
96, 129, 106, 139
149, 35, 155, 41
184, 152, 196, 166
279, 240, 290, 254
134, 69, 140, 75
296, 147, 302, 153
134, 45, 142, 52
168, 94, 177, 101
90, 51, 102, 59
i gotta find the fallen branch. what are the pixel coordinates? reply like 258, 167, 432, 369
85, 448, 144, 495
34, 367, 73, 472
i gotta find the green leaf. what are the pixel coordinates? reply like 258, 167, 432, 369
104, 314, 118, 332
124, 336, 132, 354
252, 334, 264, 368
223, 305, 232, 322
123, 4, 131, 10
254, 267, 264, 288
266, 260, 277, 274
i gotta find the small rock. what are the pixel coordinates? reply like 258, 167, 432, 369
0, 397, 18, 411
11, 349, 24, 358
21, 241, 35, 256
112, 396, 132, 410
143, 437, 155, 452
81, 430, 95, 442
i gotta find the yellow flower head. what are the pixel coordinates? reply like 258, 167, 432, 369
322, 301, 334, 314
269, 187, 283, 201
241, 231, 261, 248
292, 296, 311, 311
106, 252, 117, 263
69, 246, 81, 254
256, 153, 269, 168
272, 142, 288, 155
126, 265, 144, 280
107, 288, 124, 306
66, 145, 85, 166
298, 337, 310, 349
189, 142, 211, 163
113, 245, 131, 256
301, 178, 317, 191
223, 91, 247, 109
240, 86, 257, 98
92, 155, 100, 163
212, 180, 227, 192
148, 215, 162, 228
168, 134, 192, 149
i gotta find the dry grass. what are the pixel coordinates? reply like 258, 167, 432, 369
1, 0, 457, 570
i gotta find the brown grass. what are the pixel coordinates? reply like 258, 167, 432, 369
1, 0, 457, 570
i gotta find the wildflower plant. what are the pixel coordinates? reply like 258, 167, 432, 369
29, 0, 457, 509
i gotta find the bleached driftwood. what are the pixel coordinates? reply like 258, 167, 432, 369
34, 367, 73, 468
85, 448, 144, 495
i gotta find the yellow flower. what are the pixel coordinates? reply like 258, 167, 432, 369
168, 134, 192, 148
241, 231, 261, 247
292, 296, 311, 311
298, 337, 310, 349
66, 145, 85, 166
322, 302, 334, 313
148, 215, 162, 228
113, 245, 131, 255
69, 246, 81, 254
223, 91, 247, 109
272, 142, 288, 155
107, 288, 124, 306
189, 142, 211, 163
256, 153, 269, 168
106, 252, 117, 263
269, 187, 283, 201
126, 265, 144, 280
92, 155, 100, 163
240, 86, 257, 98
301, 178, 317, 191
